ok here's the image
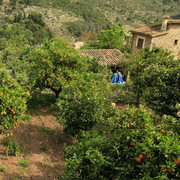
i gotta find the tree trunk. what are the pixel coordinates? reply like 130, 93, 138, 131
136, 91, 142, 108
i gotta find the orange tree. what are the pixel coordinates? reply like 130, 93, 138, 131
0, 70, 29, 135
144, 56, 180, 117
27, 39, 87, 98
56, 69, 118, 137
126, 47, 177, 108
63, 107, 180, 179
56, 55, 117, 137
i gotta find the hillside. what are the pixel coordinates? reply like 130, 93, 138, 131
0, 0, 180, 40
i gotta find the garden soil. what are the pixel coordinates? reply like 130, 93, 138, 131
0, 108, 74, 180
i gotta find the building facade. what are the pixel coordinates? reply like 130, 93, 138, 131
131, 16, 180, 58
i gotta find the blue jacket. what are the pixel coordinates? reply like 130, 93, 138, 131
111, 72, 123, 85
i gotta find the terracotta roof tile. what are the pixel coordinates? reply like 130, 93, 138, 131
79, 49, 126, 66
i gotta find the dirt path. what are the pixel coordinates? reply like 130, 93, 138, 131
0, 109, 73, 180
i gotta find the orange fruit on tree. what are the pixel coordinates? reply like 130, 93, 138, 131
129, 122, 133, 126
161, 129, 166, 133
139, 154, 144, 159
175, 159, 179, 165
136, 158, 141, 163
130, 114, 134, 118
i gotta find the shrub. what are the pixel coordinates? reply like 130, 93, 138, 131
1, 166, 7, 173
63, 107, 180, 179
4, 137, 19, 156
56, 68, 118, 137
0, 70, 29, 134
144, 58, 180, 117
2, 45, 33, 89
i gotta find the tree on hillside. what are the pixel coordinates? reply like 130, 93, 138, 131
127, 47, 179, 112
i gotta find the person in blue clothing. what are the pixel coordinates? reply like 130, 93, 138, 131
111, 69, 123, 85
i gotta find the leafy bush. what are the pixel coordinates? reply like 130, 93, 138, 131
28, 11, 45, 26
56, 71, 117, 137
63, 107, 180, 179
0, 70, 29, 134
2, 45, 33, 89
1, 166, 7, 173
4, 137, 19, 156
144, 58, 180, 117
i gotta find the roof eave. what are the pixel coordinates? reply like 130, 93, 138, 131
131, 31, 169, 38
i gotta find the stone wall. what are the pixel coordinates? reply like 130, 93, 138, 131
151, 24, 180, 58
131, 24, 180, 58
130, 34, 152, 54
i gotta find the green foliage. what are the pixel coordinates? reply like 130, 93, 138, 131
21, 0, 180, 38
1, 166, 7, 173
56, 70, 117, 137
27, 92, 56, 110
63, 107, 180, 179
28, 11, 45, 26
18, 157, 30, 168
82, 26, 128, 52
0, 14, 52, 48
2, 45, 33, 89
96, 26, 126, 51
28, 39, 88, 98
10, 0, 17, 8
0, 70, 29, 133
144, 58, 180, 117
26, 0, 112, 37
126, 47, 178, 111
4, 137, 19, 156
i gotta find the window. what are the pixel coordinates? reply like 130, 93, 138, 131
174, 39, 178, 46
136, 37, 145, 49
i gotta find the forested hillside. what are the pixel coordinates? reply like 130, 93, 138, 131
0, 0, 180, 40
20, 0, 180, 34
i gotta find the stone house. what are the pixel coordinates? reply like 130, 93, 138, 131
130, 15, 180, 58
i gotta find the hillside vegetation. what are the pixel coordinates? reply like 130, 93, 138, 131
0, 0, 180, 40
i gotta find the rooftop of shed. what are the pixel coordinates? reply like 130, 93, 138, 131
79, 49, 126, 66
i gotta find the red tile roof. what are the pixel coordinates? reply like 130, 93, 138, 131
79, 49, 126, 66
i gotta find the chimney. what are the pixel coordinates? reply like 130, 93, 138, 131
161, 15, 170, 31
